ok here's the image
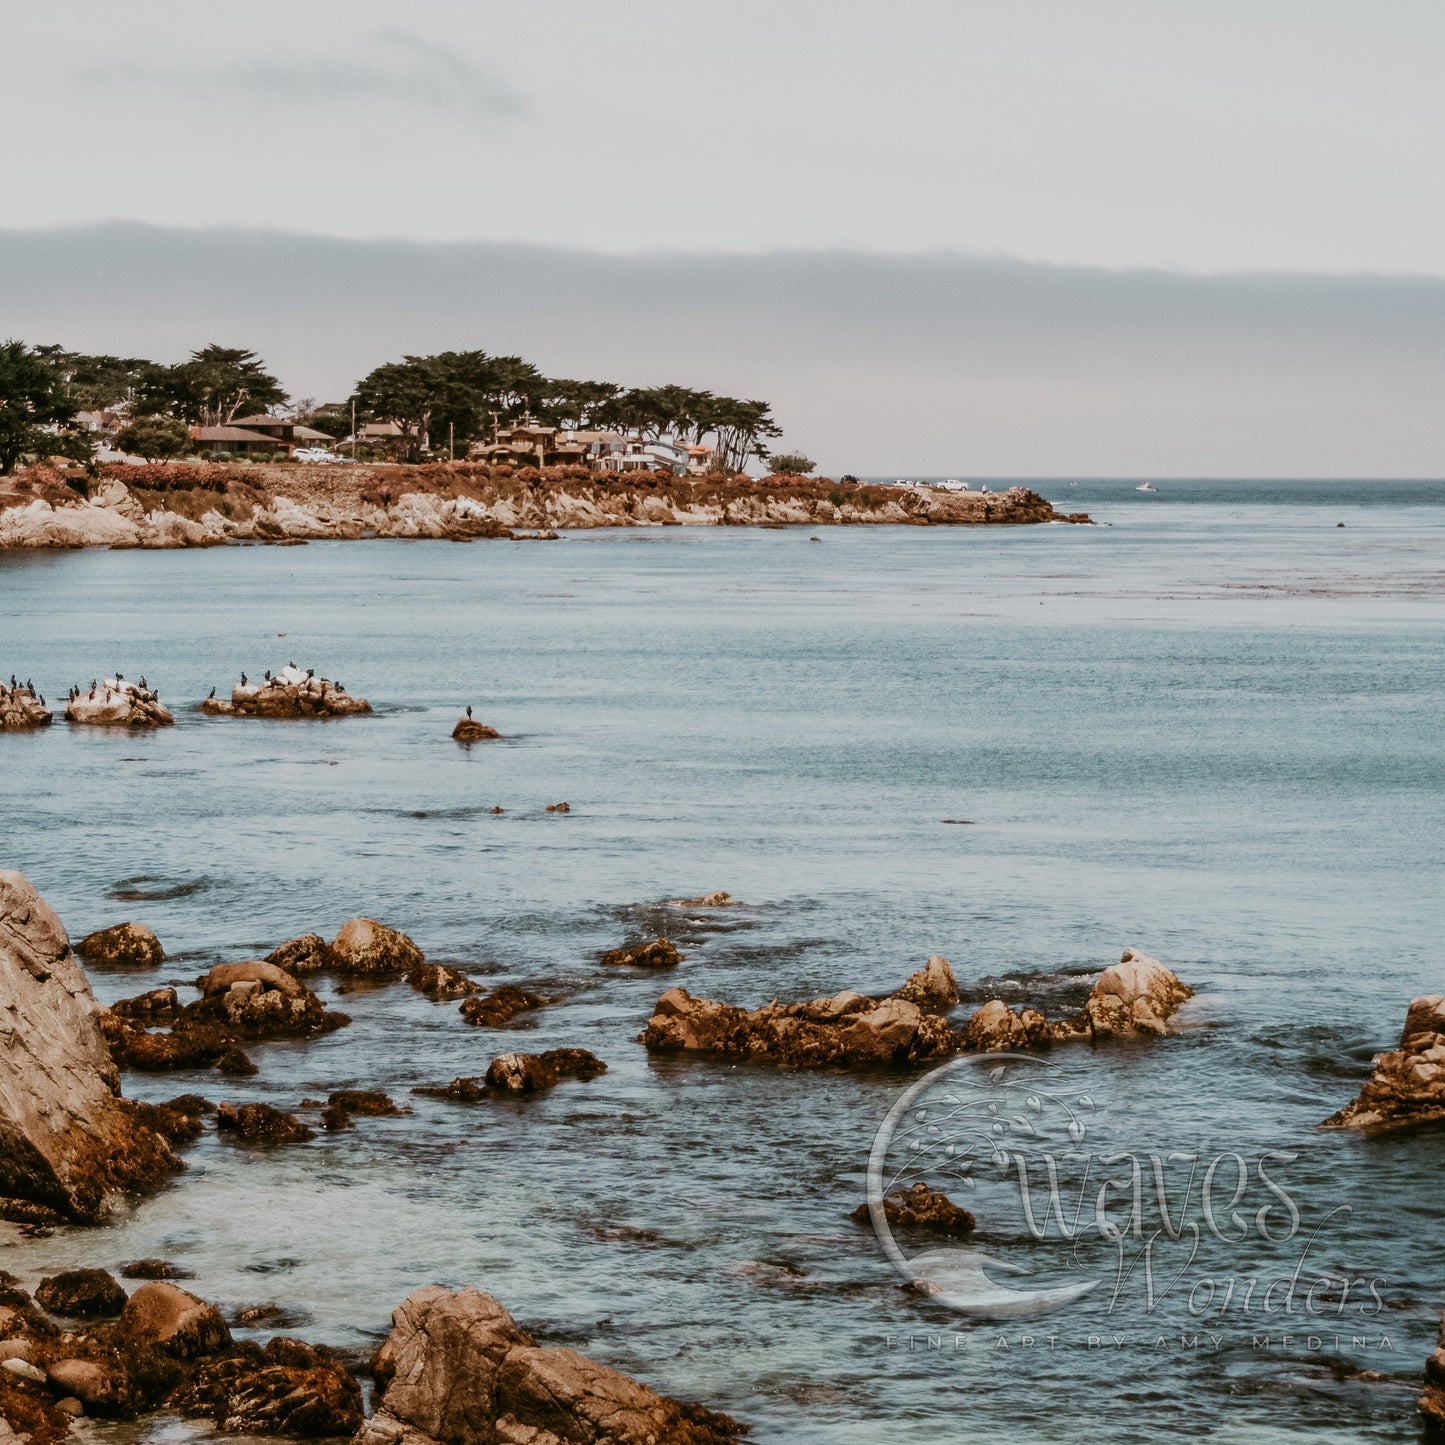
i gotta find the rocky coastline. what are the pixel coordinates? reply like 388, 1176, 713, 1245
0, 463, 1090, 548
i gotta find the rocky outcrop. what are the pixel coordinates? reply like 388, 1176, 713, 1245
640, 980, 954, 1069
329, 918, 424, 975
1324, 995, 1445, 1133
600, 938, 682, 969
957, 1000, 1053, 1053
417, 1049, 606, 1102
851, 1182, 975, 1237
177, 1337, 363, 1437
216, 1103, 315, 1146
451, 716, 500, 742
75, 922, 164, 969
320, 1090, 404, 1131
102, 966, 347, 1073
405, 964, 480, 998
1423, 1314, 1445, 1433
458, 986, 548, 1028
355, 1285, 743, 1445
668, 891, 736, 908
0, 871, 179, 1222
893, 955, 959, 1009
200, 665, 370, 718
0, 683, 50, 729
64, 678, 173, 727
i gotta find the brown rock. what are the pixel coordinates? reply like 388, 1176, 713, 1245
356, 1285, 743, 1445
330, 918, 423, 975
326, 1090, 403, 1118
44, 1358, 129, 1414
599, 938, 683, 969
851, 1182, 975, 1236
75, 922, 164, 968
0, 685, 51, 731
119, 1281, 231, 1360
458, 986, 547, 1028
120, 1260, 193, 1281
668, 891, 735, 907
959, 1000, 1053, 1053
1075, 947, 1194, 1039
640, 983, 954, 1069
198, 961, 303, 998
110, 986, 179, 1020
893, 955, 959, 1010
177, 1336, 363, 1437
405, 964, 480, 998
545, 801, 570, 813
202, 672, 371, 720
418, 1049, 606, 1103
451, 718, 501, 742
35, 1269, 127, 1318
216, 1103, 315, 1147
265, 934, 334, 974
1325, 994, 1445, 1133
0, 871, 179, 1222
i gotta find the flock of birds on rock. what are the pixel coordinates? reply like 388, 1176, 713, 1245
5, 675, 44, 706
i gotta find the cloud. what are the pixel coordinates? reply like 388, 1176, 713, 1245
3, 223, 1444, 476
76, 28, 528, 123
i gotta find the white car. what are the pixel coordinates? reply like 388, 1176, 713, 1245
293, 447, 345, 463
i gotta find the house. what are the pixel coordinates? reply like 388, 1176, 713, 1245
190, 425, 293, 457
229, 415, 337, 448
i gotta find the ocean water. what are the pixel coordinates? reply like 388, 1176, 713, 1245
1, 477, 1443, 1443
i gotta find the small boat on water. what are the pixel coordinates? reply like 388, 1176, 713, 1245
1136, 482, 1158, 492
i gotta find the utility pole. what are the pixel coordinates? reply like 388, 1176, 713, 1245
490, 411, 502, 444
448, 421, 454, 464
351, 399, 356, 457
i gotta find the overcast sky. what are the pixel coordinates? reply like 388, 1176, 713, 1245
3, 1, 1443, 474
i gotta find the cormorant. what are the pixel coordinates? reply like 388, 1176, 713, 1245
466, 706, 473, 718
139, 676, 147, 690
289, 660, 297, 669
264, 670, 271, 680
208, 687, 216, 699
306, 668, 314, 679
240, 672, 248, 686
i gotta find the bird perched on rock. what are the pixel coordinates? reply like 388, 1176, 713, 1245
139, 676, 147, 691
240, 672, 248, 686
466, 705, 473, 718
306, 668, 314, 679
264, 669, 271, 681
207, 686, 215, 699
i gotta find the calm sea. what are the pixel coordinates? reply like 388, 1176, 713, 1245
2, 477, 1443, 1443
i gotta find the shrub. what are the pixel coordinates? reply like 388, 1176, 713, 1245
114, 416, 190, 462
770, 453, 816, 475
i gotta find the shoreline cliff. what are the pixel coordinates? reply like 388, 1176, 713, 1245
0, 463, 1090, 548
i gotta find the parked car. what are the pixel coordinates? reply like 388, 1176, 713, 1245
293, 447, 347, 463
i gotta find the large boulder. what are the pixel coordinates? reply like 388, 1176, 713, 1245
119, 1281, 231, 1359
75, 922, 165, 969
458, 986, 548, 1028
35, 1269, 127, 1318
177, 1337, 364, 1436
640, 982, 955, 1069
266, 933, 334, 974
355, 1286, 743, 1445
417, 1050, 606, 1103
0, 683, 50, 730
850, 1182, 975, 1237
65, 678, 174, 728
1073, 947, 1193, 1038
0, 871, 178, 1222
958, 1000, 1052, 1053
200, 665, 370, 718
330, 918, 424, 975
199, 961, 303, 998
451, 717, 500, 742
1324, 995, 1445, 1133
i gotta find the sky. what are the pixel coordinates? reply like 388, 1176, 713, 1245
2, 0, 1443, 475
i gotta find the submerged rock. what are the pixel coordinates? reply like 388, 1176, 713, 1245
545, 801, 570, 813
64, 678, 174, 728
321, 1090, 404, 1130
266, 934, 334, 974
120, 1260, 194, 1282
200, 665, 370, 719
0, 683, 50, 730
668, 891, 736, 908
0, 871, 179, 1222
329, 918, 423, 975
356, 1285, 744, 1445
851, 1182, 975, 1237
417, 1049, 606, 1102
458, 985, 548, 1028
600, 937, 683, 969
75, 921, 165, 969
35, 1270, 127, 1319
640, 979, 954, 1069
216, 1103, 315, 1147
405, 963, 480, 999
1324, 995, 1445, 1133
450, 716, 500, 741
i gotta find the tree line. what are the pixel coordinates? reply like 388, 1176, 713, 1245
0, 340, 795, 473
